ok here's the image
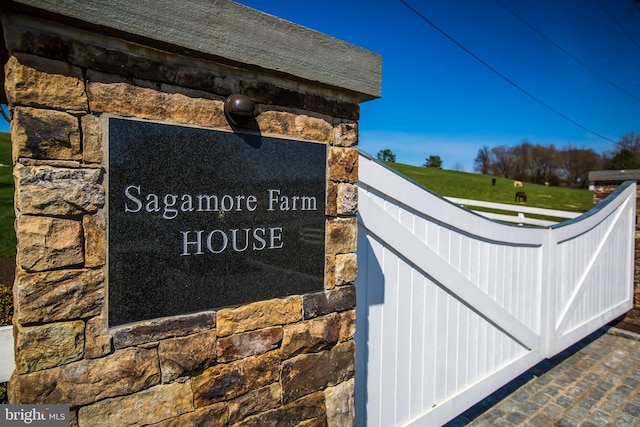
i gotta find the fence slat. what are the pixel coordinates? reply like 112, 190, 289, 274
445, 197, 582, 220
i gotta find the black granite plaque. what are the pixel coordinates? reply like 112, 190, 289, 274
108, 118, 327, 326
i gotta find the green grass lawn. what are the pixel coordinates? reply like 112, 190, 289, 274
0, 132, 13, 334
382, 161, 594, 213
0, 132, 15, 258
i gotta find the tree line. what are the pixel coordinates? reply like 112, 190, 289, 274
377, 150, 444, 169
474, 132, 640, 188
376, 131, 640, 189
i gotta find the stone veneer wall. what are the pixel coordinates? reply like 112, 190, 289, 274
593, 183, 640, 307
4, 12, 361, 427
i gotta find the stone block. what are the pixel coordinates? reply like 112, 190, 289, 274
325, 254, 336, 290
217, 326, 282, 363
338, 310, 356, 342
112, 312, 215, 349
325, 217, 357, 255
17, 215, 84, 272
228, 383, 281, 424
234, 391, 326, 427
12, 107, 81, 161
296, 416, 329, 427
146, 403, 228, 427
325, 378, 355, 427
15, 268, 104, 324
158, 329, 217, 383
328, 147, 358, 183
216, 296, 302, 337
333, 122, 358, 147
192, 351, 280, 407
15, 163, 104, 215
281, 341, 355, 403
305, 93, 359, 120
83, 212, 106, 268
255, 110, 293, 138
281, 352, 328, 405
293, 115, 333, 142
14, 321, 85, 374
3, 25, 69, 62
242, 82, 305, 108
81, 114, 103, 164
78, 381, 193, 426
303, 286, 356, 319
326, 181, 338, 217
215, 75, 239, 96
86, 70, 228, 129
84, 316, 111, 359
71, 40, 223, 93
255, 109, 332, 142
337, 183, 358, 216
281, 314, 339, 359
4, 54, 88, 112
335, 253, 357, 286
9, 347, 160, 406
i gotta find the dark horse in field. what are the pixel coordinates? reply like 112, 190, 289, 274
515, 191, 527, 202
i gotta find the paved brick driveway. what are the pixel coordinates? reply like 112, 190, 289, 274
447, 327, 640, 426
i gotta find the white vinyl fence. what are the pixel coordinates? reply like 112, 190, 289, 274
445, 197, 581, 226
355, 153, 635, 427
0, 325, 13, 382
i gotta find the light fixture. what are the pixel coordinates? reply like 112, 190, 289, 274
224, 94, 255, 127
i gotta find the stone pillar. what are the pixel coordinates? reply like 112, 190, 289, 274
2, 1, 380, 425
590, 170, 640, 308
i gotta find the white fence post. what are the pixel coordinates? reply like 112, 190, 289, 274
541, 226, 556, 358
0, 325, 14, 383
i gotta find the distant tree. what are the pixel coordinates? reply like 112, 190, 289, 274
610, 149, 637, 169
559, 146, 600, 188
474, 138, 631, 185
452, 161, 465, 172
473, 146, 492, 174
489, 145, 514, 178
511, 141, 534, 180
376, 149, 396, 162
424, 155, 443, 169
530, 144, 558, 184
608, 132, 640, 170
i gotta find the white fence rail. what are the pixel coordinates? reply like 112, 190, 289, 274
355, 154, 635, 427
445, 197, 582, 226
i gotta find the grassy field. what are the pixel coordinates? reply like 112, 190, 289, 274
0, 132, 14, 258
0, 132, 13, 340
382, 161, 594, 213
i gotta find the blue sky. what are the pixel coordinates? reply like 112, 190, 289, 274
234, 0, 640, 171
2, 1, 638, 172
